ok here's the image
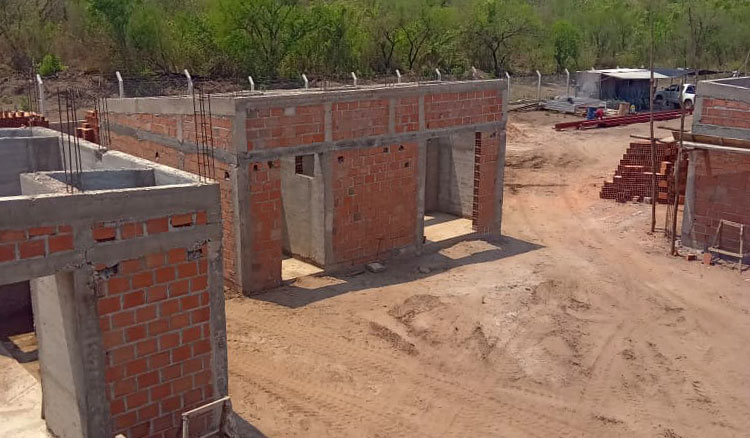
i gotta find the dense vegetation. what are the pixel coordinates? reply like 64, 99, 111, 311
1, 0, 748, 80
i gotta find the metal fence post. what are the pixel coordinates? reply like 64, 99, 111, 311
505, 72, 511, 101
536, 70, 542, 103
36, 74, 45, 116
116, 71, 124, 98
183, 69, 193, 95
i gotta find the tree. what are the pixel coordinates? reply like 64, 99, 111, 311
466, 0, 539, 77
551, 20, 580, 72
212, 0, 311, 78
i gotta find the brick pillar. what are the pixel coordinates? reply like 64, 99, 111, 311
246, 160, 282, 292
472, 131, 501, 234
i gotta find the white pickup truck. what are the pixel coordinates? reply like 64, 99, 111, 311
654, 83, 696, 110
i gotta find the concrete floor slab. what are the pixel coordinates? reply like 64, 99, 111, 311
424, 213, 474, 243
0, 342, 50, 438
282, 257, 324, 281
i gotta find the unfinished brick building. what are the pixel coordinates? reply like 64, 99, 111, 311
104, 80, 508, 294
680, 77, 750, 258
0, 127, 231, 437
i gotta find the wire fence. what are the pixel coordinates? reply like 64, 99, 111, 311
6, 68, 740, 123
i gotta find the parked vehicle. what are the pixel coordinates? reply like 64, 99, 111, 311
654, 83, 696, 109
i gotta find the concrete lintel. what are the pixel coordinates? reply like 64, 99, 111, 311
241, 120, 506, 162
232, 80, 504, 108
692, 123, 750, 141
108, 123, 237, 166
86, 224, 221, 266
105, 95, 236, 117
0, 251, 85, 287
0, 184, 220, 228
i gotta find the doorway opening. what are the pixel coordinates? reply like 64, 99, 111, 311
423, 134, 477, 244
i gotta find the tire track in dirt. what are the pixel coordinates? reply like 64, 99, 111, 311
228, 314, 598, 437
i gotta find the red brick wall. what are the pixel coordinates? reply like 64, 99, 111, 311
332, 99, 389, 141
107, 113, 238, 291
691, 151, 750, 253
247, 161, 282, 291
331, 144, 418, 265
700, 98, 750, 130
424, 90, 502, 129
246, 105, 325, 150
93, 212, 215, 438
472, 132, 501, 233
0, 225, 74, 262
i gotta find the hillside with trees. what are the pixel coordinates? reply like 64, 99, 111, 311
1, 0, 748, 81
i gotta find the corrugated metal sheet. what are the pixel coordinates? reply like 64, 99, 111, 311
604, 71, 669, 80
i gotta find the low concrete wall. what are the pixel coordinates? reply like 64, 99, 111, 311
0, 135, 61, 196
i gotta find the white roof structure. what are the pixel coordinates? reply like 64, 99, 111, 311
582, 68, 669, 80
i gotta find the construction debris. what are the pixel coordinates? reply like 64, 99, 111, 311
541, 96, 604, 114
554, 109, 684, 131
366, 262, 387, 273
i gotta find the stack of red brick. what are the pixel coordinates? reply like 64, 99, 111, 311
76, 110, 100, 144
0, 111, 49, 128
600, 140, 685, 204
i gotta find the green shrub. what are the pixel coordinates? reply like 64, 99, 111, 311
38, 54, 65, 76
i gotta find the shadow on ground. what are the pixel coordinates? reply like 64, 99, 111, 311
252, 234, 543, 309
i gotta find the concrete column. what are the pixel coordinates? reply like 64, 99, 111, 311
681, 150, 699, 248
415, 139, 427, 252
232, 101, 253, 294
310, 153, 327, 264
30, 269, 112, 438
494, 85, 510, 234
321, 151, 335, 266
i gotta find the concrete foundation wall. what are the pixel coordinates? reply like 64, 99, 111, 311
0, 135, 61, 196
280, 155, 325, 265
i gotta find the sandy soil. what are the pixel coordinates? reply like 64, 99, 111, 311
225, 111, 750, 438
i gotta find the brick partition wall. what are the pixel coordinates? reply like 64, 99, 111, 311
105, 80, 508, 294
330, 143, 418, 265
686, 151, 750, 253
90, 212, 215, 437
0, 177, 228, 438
682, 77, 750, 255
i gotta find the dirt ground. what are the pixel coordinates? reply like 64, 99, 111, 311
225, 111, 750, 438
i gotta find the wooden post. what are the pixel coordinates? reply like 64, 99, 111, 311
649, 6, 657, 233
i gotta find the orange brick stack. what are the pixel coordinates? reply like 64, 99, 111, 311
600, 140, 685, 204
0, 111, 49, 128
76, 110, 100, 144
